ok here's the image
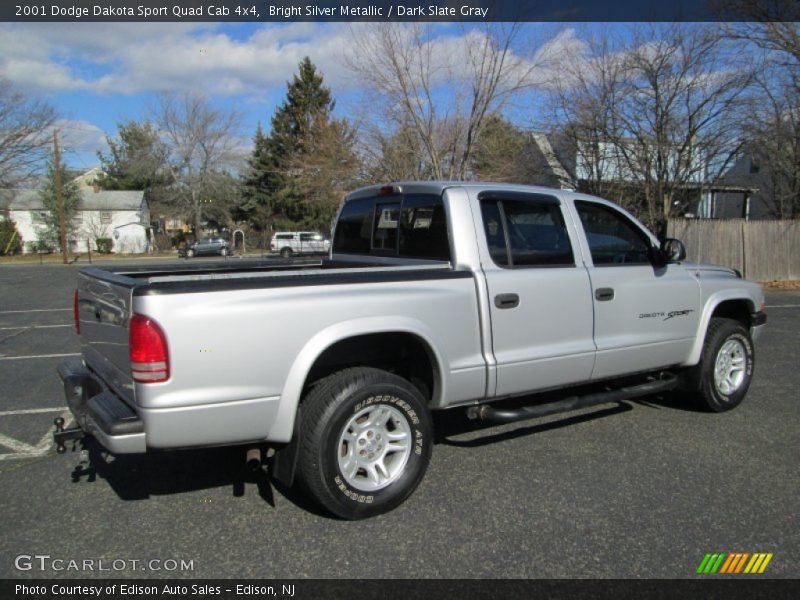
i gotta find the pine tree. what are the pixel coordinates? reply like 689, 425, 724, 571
35, 158, 81, 250
96, 121, 169, 191
244, 57, 349, 231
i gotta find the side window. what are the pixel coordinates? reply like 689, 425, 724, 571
299, 233, 312, 242
575, 201, 652, 266
399, 194, 450, 260
480, 197, 574, 267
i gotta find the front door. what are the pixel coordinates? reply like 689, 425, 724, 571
477, 191, 596, 397
571, 200, 701, 380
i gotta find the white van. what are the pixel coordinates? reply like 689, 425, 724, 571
270, 231, 331, 258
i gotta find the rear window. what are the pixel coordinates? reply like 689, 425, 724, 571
334, 193, 450, 261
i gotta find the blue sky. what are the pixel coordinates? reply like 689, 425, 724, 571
0, 21, 588, 171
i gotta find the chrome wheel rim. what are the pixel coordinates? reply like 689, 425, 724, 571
714, 339, 747, 396
337, 403, 412, 492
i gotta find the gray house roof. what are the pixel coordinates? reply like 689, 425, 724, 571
0, 189, 145, 211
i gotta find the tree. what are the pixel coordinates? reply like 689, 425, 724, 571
35, 158, 81, 249
244, 57, 356, 231
153, 93, 243, 233
470, 114, 533, 182
0, 77, 57, 188
96, 121, 169, 191
0, 217, 22, 255
545, 24, 755, 230
347, 23, 547, 180
722, 4, 800, 217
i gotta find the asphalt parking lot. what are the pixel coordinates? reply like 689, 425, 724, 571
0, 262, 798, 579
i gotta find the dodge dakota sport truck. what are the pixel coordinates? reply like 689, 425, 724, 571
54, 182, 767, 519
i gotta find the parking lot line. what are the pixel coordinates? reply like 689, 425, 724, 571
0, 407, 67, 416
0, 309, 71, 314
0, 353, 80, 361
0, 325, 72, 331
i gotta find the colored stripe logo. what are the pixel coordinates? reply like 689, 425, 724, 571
697, 552, 773, 574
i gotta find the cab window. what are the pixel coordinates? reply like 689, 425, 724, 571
575, 201, 652, 266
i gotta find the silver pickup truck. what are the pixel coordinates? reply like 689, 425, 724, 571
55, 182, 766, 519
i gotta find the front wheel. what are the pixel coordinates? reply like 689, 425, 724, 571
689, 317, 755, 412
185, 248, 195, 258
297, 367, 433, 519
220, 247, 228, 257
280, 247, 293, 258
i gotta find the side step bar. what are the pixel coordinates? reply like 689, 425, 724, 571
467, 373, 678, 424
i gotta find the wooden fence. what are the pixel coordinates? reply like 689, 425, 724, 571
667, 219, 800, 281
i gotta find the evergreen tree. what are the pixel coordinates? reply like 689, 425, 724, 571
244, 57, 348, 231
96, 121, 169, 191
35, 158, 81, 250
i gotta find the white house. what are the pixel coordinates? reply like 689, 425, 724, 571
0, 172, 150, 254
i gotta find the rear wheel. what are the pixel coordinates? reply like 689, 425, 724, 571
297, 367, 432, 519
688, 317, 754, 412
280, 247, 293, 258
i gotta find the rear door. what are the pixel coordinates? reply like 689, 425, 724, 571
570, 199, 701, 379
477, 191, 596, 397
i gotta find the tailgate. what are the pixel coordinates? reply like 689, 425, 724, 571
76, 270, 136, 406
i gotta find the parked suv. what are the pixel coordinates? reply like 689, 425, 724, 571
270, 232, 330, 258
179, 236, 231, 258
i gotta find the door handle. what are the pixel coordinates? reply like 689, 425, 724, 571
595, 288, 615, 301
495, 293, 520, 309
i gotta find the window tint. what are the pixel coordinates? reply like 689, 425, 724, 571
480, 197, 573, 267
399, 194, 450, 260
276, 233, 294, 240
333, 194, 451, 261
299, 233, 312, 241
480, 200, 509, 266
575, 201, 652, 265
333, 197, 373, 253
372, 203, 400, 251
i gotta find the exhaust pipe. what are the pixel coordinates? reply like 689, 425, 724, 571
245, 447, 262, 471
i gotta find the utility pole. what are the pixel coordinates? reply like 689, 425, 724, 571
53, 129, 68, 264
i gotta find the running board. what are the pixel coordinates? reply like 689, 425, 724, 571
466, 373, 678, 424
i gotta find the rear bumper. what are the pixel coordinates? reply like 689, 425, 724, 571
57, 358, 146, 454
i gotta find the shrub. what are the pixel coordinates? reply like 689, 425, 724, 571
96, 238, 113, 254
0, 218, 22, 255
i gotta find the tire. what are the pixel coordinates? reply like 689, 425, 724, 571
689, 317, 754, 412
280, 247, 293, 258
220, 247, 228, 257
297, 367, 433, 519
186, 248, 195, 258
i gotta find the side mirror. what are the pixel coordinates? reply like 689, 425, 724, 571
660, 238, 686, 263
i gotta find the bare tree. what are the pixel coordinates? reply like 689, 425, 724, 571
545, 24, 755, 230
153, 93, 243, 233
0, 77, 57, 188
722, 4, 800, 217
347, 23, 550, 180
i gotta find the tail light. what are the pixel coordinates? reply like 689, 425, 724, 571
129, 314, 170, 383
73, 289, 80, 335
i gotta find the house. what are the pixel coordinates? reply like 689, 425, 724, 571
528, 133, 765, 219
0, 171, 150, 253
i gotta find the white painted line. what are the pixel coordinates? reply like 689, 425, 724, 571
767, 304, 800, 308
0, 410, 72, 461
0, 353, 80, 361
0, 407, 68, 416
0, 432, 37, 453
0, 325, 72, 331
0, 309, 71, 314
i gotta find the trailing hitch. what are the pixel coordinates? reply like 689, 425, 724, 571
53, 417, 86, 454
